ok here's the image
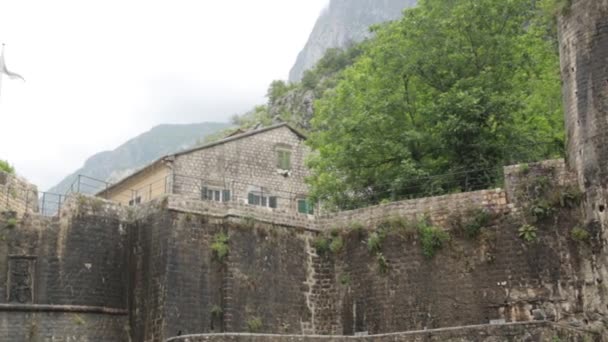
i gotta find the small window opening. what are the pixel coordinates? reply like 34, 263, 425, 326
248, 191, 278, 208
202, 186, 231, 203
277, 150, 292, 170
298, 199, 314, 215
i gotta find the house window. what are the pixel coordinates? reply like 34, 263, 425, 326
202, 187, 231, 203
298, 199, 314, 215
248, 192, 278, 208
130, 196, 142, 206
277, 150, 291, 170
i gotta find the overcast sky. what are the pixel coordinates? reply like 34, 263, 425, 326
0, 0, 328, 190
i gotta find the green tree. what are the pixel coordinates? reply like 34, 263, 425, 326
267, 80, 293, 106
308, 0, 564, 209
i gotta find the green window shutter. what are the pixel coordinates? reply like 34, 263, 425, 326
222, 190, 231, 202
248, 193, 255, 205
307, 200, 314, 215
202, 186, 208, 200
269, 197, 278, 208
284, 152, 291, 170
298, 199, 307, 214
277, 150, 292, 170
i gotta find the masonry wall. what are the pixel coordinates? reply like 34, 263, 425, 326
0, 160, 600, 341
0, 197, 129, 342
558, 0, 608, 331
0, 310, 127, 342
129, 201, 317, 341
128, 204, 173, 342
321, 204, 584, 335
172, 125, 311, 212
0, 171, 38, 216
136, 160, 601, 341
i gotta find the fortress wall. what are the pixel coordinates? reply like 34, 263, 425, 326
558, 0, 608, 328
128, 206, 173, 342
320, 205, 584, 334
129, 160, 593, 340
312, 161, 588, 335
0, 157, 593, 341
130, 205, 320, 340
0, 197, 129, 342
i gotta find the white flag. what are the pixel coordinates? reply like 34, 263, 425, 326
0, 44, 25, 97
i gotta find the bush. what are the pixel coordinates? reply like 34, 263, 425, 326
418, 222, 450, 258
518, 224, 538, 243
246, 317, 263, 332
211, 233, 230, 261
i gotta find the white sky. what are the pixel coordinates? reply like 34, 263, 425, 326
0, 0, 328, 190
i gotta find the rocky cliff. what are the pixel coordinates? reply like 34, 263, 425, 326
288, 0, 417, 82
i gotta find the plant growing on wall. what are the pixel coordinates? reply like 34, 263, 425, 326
5, 218, 17, 229
518, 224, 538, 243
339, 274, 351, 286
313, 228, 346, 256
313, 236, 331, 255
570, 226, 590, 243
451, 207, 493, 239
329, 236, 344, 254
246, 316, 263, 332
418, 221, 451, 258
367, 231, 385, 254
211, 232, 230, 262
376, 253, 389, 274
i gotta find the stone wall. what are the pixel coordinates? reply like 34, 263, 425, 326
166, 322, 600, 342
127, 203, 318, 340
0, 310, 127, 342
125, 160, 600, 340
0, 171, 38, 216
558, 0, 608, 332
0, 196, 129, 342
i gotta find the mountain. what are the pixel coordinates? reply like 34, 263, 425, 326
47, 122, 231, 195
288, 0, 417, 83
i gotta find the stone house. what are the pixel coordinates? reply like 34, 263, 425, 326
98, 123, 315, 214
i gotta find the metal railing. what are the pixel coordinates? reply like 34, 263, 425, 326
0, 180, 67, 217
